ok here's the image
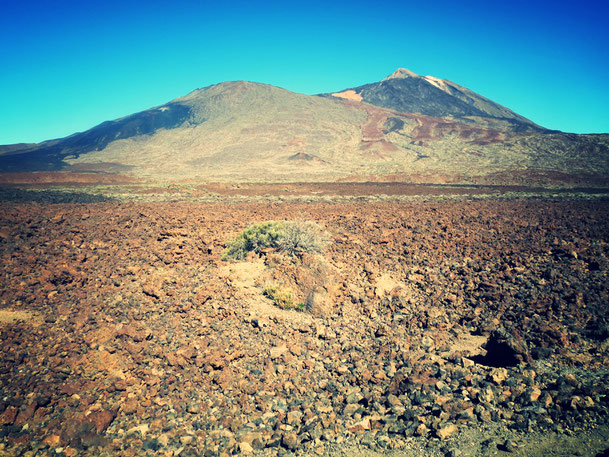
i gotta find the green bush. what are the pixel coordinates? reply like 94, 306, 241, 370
263, 284, 305, 311
222, 220, 330, 260
221, 221, 286, 260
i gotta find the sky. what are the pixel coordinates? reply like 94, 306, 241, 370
1, 0, 608, 144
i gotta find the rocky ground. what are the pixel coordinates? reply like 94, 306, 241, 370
1, 198, 608, 457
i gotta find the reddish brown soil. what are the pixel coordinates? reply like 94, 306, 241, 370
201, 182, 609, 198
336, 171, 609, 188
360, 107, 388, 141
410, 116, 505, 145
1, 199, 608, 456
0, 172, 138, 186
479, 170, 609, 187
202, 182, 487, 197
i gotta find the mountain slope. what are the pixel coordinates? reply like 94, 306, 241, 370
0, 81, 381, 180
0, 103, 192, 171
0, 75, 608, 184
68, 81, 375, 180
326, 68, 544, 132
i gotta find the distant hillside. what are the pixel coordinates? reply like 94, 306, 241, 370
324, 68, 544, 133
0, 72, 608, 185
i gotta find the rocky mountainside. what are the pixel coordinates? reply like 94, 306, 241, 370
325, 68, 545, 133
1, 72, 608, 184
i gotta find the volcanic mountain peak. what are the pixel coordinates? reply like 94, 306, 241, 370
177, 80, 270, 102
326, 68, 545, 132
1, 71, 608, 185
384, 69, 454, 91
382, 68, 420, 80
422, 75, 451, 91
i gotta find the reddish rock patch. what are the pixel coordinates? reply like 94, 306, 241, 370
1, 199, 608, 456
0, 171, 138, 186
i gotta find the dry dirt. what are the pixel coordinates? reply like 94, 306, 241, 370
1, 197, 608, 457
0, 173, 138, 186
0, 310, 37, 325
2, 172, 609, 197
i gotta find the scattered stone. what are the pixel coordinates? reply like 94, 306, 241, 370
286, 410, 302, 425
349, 417, 371, 432
157, 434, 170, 447
85, 410, 116, 433
0, 406, 18, 425
282, 432, 299, 450
490, 368, 509, 384
238, 441, 254, 455
436, 424, 458, 440
1, 200, 608, 456
416, 424, 429, 436
343, 404, 360, 416
386, 394, 401, 407
528, 387, 542, 402
127, 424, 150, 438
346, 391, 363, 404
180, 435, 194, 446
501, 439, 518, 452
122, 399, 138, 414
270, 345, 288, 359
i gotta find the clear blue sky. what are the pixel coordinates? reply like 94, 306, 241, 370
1, 0, 608, 144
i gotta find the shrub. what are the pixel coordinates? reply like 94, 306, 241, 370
263, 284, 304, 311
222, 220, 330, 260
222, 221, 286, 260
277, 220, 331, 256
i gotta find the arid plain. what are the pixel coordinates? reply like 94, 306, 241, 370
1, 179, 609, 457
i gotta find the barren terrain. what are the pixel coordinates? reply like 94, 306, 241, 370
2, 172, 609, 205
1, 194, 609, 457
2, 78, 609, 185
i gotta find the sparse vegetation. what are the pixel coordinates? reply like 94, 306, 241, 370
263, 284, 304, 311
222, 220, 330, 260
221, 221, 286, 260
0, 188, 115, 203
277, 220, 331, 256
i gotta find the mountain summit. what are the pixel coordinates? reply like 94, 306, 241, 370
328, 68, 543, 132
382, 68, 421, 80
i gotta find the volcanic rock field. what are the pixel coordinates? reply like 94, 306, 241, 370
1, 197, 609, 456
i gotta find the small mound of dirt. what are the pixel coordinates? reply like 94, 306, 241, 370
261, 252, 343, 315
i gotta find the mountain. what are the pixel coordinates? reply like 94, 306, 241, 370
1, 71, 608, 185
0, 81, 373, 180
0, 103, 192, 172
324, 68, 544, 132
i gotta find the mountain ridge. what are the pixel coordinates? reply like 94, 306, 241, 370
0, 71, 608, 185
325, 68, 544, 132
